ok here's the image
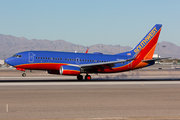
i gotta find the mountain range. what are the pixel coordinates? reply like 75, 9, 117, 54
0, 34, 179, 59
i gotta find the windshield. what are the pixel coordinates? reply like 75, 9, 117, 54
12, 55, 22, 58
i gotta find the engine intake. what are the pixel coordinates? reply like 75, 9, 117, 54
60, 65, 81, 75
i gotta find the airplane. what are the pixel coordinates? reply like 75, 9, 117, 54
5, 24, 162, 80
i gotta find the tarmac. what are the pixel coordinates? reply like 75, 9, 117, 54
0, 64, 180, 120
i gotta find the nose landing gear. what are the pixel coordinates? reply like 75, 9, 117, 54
22, 73, 26, 77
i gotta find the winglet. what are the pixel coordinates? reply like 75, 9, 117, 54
85, 47, 89, 53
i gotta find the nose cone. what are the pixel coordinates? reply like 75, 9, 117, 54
5, 58, 9, 64
5, 57, 13, 66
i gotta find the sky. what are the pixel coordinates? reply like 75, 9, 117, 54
0, 0, 180, 47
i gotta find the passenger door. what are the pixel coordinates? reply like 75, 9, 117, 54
28, 52, 34, 63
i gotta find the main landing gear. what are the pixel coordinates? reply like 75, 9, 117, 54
77, 74, 91, 80
77, 75, 83, 80
85, 75, 91, 80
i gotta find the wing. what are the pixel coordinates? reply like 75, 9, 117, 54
79, 58, 134, 72
79, 49, 140, 72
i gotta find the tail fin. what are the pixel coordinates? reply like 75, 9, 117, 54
117, 24, 162, 60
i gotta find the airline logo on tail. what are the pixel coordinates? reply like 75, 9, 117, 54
134, 27, 158, 53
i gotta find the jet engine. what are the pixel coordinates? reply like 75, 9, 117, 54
60, 65, 81, 75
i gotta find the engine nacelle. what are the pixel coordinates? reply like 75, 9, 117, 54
47, 70, 60, 75
60, 65, 81, 75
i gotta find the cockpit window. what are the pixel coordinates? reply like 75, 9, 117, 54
13, 55, 22, 58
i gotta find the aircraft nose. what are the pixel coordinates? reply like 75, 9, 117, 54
5, 58, 13, 65
5, 58, 9, 64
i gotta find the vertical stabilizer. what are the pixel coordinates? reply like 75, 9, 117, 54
116, 24, 162, 60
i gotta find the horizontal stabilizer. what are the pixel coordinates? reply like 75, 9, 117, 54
142, 57, 171, 63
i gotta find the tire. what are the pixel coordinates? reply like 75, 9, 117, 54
77, 75, 83, 80
85, 75, 91, 80
22, 73, 26, 77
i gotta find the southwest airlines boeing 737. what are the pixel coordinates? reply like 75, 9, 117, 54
5, 24, 162, 80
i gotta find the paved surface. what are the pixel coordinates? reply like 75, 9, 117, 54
0, 80, 180, 120
0, 66, 180, 120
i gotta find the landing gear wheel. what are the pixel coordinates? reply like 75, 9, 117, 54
85, 75, 91, 80
77, 75, 83, 80
22, 73, 26, 77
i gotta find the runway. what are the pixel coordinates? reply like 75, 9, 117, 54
0, 79, 180, 120
1, 79, 180, 86
0, 67, 180, 120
